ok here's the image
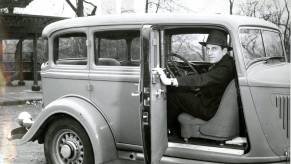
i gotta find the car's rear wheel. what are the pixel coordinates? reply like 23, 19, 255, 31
44, 117, 94, 164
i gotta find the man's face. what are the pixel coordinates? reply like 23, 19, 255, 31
206, 44, 227, 63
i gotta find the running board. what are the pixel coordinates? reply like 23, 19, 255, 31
168, 142, 244, 155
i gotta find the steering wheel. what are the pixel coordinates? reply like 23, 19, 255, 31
166, 53, 198, 77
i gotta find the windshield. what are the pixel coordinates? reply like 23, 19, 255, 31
239, 28, 285, 67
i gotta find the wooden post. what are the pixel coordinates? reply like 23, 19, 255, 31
0, 40, 2, 62
8, 7, 14, 14
18, 39, 25, 86
0, 40, 5, 94
31, 35, 40, 91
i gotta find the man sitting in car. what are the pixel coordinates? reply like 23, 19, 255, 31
155, 29, 235, 134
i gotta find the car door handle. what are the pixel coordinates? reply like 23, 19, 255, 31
155, 89, 165, 97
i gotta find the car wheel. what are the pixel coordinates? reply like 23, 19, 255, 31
44, 117, 94, 164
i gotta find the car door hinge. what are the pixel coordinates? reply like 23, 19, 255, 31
142, 111, 149, 125
285, 151, 289, 161
143, 87, 150, 106
143, 87, 150, 94
152, 70, 159, 84
155, 89, 165, 97
144, 97, 150, 106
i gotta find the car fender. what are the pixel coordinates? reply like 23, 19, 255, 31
19, 95, 117, 164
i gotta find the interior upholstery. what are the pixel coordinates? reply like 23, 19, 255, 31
96, 58, 121, 66
178, 79, 239, 141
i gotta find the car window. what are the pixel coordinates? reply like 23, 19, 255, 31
239, 28, 285, 67
94, 30, 140, 66
171, 33, 208, 62
53, 33, 87, 65
239, 29, 265, 66
262, 30, 284, 57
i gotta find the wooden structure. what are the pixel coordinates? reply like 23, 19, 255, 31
0, 13, 64, 90
0, 0, 33, 13
0, 14, 64, 39
0, 0, 65, 90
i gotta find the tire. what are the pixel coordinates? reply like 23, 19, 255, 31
44, 117, 94, 164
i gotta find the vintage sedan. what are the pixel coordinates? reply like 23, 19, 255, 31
10, 14, 290, 164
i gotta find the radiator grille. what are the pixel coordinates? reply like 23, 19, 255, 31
275, 95, 290, 138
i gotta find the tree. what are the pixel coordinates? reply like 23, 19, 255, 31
229, 0, 234, 15
237, 0, 260, 17
145, 0, 192, 13
66, 0, 97, 17
145, 0, 149, 13
237, 0, 290, 61
283, 0, 290, 57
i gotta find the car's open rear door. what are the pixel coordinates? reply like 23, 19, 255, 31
140, 25, 168, 164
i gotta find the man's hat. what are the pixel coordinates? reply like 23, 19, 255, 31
199, 30, 232, 51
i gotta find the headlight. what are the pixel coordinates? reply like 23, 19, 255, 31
17, 112, 33, 129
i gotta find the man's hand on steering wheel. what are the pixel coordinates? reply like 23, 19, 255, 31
166, 53, 198, 77
154, 53, 200, 87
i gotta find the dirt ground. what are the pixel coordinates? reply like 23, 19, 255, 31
0, 104, 45, 164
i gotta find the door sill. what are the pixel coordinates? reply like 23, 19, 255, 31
168, 142, 244, 155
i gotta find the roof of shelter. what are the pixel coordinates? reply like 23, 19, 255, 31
0, 0, 33, 8
0, 13, 65, 39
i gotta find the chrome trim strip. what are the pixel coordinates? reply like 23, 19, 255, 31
168, 142, 244, 155
275, 95, 290, 138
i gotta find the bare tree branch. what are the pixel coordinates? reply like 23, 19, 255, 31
83, 0, 97, 15
283, 0, 290, 46
66, 0, 98, 17
229, 0, 234, 15
238, 0, 290, 61
155, 0, 161, 13
65, 0, 77, 13
283, 0, 290, 59
76, 0, 84, 17
83, 0, 96, 7
145, 0, 191, 13
145, 0, 149, 13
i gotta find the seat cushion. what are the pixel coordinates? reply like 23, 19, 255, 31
178, 113, 206, 125
178, 113, 206, 139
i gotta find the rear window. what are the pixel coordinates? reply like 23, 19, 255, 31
94, 30, 140, 66
53, 33, 87, 65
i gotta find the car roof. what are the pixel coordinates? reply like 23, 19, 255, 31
42, 14, 278, 37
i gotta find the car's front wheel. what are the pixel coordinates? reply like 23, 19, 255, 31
44, 117, 94, 164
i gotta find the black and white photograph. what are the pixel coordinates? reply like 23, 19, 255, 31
0, 0, 290, 163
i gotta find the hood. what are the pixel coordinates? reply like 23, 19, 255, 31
247, 62, 290, 88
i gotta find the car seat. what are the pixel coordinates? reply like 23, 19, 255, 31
178, 79, 239, 141
96, 58, 121, 66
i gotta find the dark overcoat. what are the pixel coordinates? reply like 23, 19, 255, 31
172, 54, 235, 121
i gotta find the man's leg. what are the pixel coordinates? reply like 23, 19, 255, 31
168, 91, 208, 122
167, 90, 204, 133
167, 91, 183, 131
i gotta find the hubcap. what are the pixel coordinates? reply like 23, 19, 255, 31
60, 141, 76, 159
54, 130, 84, 164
